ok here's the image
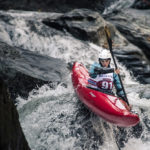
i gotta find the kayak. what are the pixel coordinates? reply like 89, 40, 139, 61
71, 62, 140, 127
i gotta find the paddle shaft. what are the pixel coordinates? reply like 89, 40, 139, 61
105, 29, 129, 106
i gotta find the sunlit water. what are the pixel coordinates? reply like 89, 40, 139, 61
1, 5, 150, 150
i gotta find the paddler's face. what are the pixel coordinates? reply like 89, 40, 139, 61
100, 59, 110, 68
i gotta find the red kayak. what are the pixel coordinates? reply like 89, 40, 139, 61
72, 62, 140, 127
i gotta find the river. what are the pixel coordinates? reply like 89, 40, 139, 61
1, 0, 150, 149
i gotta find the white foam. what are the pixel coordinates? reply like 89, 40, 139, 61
1, 9, 149, 150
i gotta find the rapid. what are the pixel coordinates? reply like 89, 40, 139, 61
1, 0, 150, 149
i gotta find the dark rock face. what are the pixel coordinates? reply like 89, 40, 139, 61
114, 50, 150, 84
108, 9, 150, 59
0, 78, 30, 150
0, 41, 68, 100
42, 8, 117, 48
43, 9, 106, 44
132, 0, 150, 9
0, 0, 108, 13
106, 8, 150, 83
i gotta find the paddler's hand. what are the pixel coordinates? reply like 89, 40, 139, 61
114, 68, 120, 74
129, 104, 132, 111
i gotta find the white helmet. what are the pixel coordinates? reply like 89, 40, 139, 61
99, 50, 111, 60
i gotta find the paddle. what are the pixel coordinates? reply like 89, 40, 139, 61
104, 26, 129, 106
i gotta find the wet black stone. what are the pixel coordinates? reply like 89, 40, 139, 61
0, 78, 31, 150
0, 0, 108, 13
43, 9, 106, 43
132, 0, 150, 9
0, 41, 68, 100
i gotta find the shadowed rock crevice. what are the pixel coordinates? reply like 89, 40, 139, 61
0, 78, 30, 150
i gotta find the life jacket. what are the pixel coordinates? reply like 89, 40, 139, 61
88, 72, 114, 90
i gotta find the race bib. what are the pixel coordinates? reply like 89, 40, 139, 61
97, 80, 113, 90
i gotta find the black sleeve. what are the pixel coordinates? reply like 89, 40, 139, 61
94, 67, 114, 74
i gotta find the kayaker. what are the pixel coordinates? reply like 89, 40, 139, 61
88, 49, 126, 101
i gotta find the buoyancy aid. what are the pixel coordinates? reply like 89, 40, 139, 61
88, 72, 114, 90
88, 62, 125, 98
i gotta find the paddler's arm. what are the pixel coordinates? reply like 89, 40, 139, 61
89, 63, 100, 78
113, 73, 126, 100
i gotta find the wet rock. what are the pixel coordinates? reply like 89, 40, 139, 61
106, 8, 150, 83
132, 0, 150, 9
107, 9, 150, 59
114, 50, 150, 84
43, 8, 125, 47
43, 9, 107, 44
0, 0, 112, 13
0, 41, 68, 100
0, 78, 30, 150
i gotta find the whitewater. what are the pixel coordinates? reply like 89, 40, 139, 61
1, 0, 150, 149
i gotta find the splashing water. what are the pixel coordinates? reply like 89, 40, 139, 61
1, 9, 150, 150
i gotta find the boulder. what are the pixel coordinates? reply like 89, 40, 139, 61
107, 9, 150, 58
0, 41, 68, 100
43, 9, 129, 48
0, 78, 30, 150
132, 0, 150, 9
43, 9, 107, 44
